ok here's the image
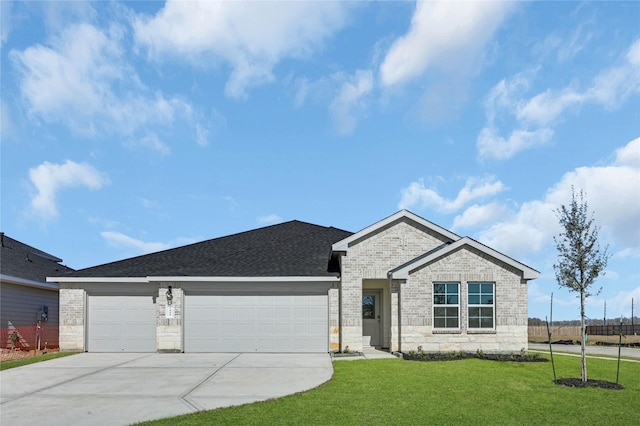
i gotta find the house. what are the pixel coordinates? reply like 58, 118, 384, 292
1, 233, 74, 348
50, 210, 539, 354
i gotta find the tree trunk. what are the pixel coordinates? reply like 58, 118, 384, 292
581, 289, 587, 382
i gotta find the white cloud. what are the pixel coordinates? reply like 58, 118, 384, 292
479, 137, 640, 257
478, 38, 640, 160
516, 89, 586, 127
329, 70, 374, 135
100, 231, 170, 254
134, 133, 171, 156
380, 1, 514, 87
257, 214, 283, 225
399, 176, 506, 213
133, 1, 350, 99
477, 127, 553, 161
10, 23, 206, 148
452, 202, 507, 230
613, 287, 640, 319
28, 160, 108, 220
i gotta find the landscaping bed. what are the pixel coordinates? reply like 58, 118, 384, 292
555, 378, 623, 389
1, 348, 59, 362
402, 348, 547, 362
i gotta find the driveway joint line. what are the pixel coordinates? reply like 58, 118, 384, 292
180, 353, 242, 411
0, 353, 153, 405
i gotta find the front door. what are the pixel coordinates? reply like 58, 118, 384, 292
362, 291, 381, 347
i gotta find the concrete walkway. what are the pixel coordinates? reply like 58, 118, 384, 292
0, 352, 332, 426
332, 347, 400, 361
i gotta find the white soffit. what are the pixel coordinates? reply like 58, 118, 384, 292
48, 276, 339, 283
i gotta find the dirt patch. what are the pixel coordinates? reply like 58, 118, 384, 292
555, 378, 624, 390
0, 348, 59, 362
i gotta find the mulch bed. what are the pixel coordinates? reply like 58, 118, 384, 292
0, 348, 58, 362
402, 352, 548, 362
555, 378, 624, 389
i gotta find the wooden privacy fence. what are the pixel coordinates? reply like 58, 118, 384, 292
528, 326, 580, 337
585, 325, 640, 336
529, 325, 640, 337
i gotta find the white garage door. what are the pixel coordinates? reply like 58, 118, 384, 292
184, 293, 328, 353
87, 295, 157, 352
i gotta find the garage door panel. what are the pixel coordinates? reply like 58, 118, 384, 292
88, 295, 156, 353
185, 293, 327, 353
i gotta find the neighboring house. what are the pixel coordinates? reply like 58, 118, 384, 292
1, 233, 74, 348
51, 210, 539, 354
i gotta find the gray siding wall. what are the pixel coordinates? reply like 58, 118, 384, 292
0, 282, 59, 328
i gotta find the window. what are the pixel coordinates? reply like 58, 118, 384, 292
362, 295, 375, 319
468, 283, 494, 328
433, 282, 459, 328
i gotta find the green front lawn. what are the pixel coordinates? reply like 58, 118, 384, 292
140, 355, 640, 425
0, 351, 77, 371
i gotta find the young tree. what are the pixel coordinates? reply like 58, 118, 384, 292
553, 188, 610, 383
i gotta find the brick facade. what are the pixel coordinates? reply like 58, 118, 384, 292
58, 211, 534, 354
59, 285, 84, 351
335, 216, 531, 353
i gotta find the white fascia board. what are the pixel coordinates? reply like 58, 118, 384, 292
46, 276, 150, 283
332, 209, 459, 252
389, 237, 540, 280
148, 276, 340, 283
47, 276, 340, 284
2, 274, 60, 290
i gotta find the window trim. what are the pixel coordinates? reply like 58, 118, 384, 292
467, 282, 495, 330
432, 282, 460, 330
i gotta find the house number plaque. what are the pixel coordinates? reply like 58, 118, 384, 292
165, 305, 175, 319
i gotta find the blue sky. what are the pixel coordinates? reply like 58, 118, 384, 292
1, 1, 638, 321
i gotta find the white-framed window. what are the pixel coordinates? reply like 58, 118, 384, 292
468, 282, 494, 329
433, 282, 459, 328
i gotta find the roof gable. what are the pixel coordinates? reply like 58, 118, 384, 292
331, 210, 459, 252
59, 221, 353, 278
389, 237, 539, 280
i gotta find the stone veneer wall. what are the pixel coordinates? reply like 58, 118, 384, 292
59, 285, 85, 351
400, 245, 528, 353
156, 283, 182, 352
59, 282, 183, 352
340, 219, 451, 352
329, 285, 340, 351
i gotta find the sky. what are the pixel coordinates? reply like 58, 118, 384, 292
1, 1, 639, 322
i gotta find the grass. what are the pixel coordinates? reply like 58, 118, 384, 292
0, 351, 77, 370
138, 355, 640, 425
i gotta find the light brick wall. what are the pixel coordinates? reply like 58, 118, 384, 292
156, 283, 182, 352
400, 245, 528, 353
59, 285, 85, 351
329, 285, 340, 351
340, 219, 450, 351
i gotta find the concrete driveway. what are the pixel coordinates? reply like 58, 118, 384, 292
0, 352, 333, 425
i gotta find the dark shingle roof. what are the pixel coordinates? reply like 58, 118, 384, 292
62, 221, 354, 278
0, 233, 75, 282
